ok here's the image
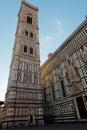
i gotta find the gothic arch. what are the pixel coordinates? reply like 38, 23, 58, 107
30, 47, 33, 55
24, 45, 27, 53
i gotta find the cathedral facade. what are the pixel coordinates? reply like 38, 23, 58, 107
41, 17, 87, 123
2, 0, 44, 128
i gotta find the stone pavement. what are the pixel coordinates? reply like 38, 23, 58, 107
1, 122, 87, 130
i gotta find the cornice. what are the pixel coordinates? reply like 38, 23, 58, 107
22, 0, 38, 11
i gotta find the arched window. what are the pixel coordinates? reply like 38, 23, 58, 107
25, 30, 28, 36
30, 32, 33, 38
30, 47, 33, 55
27, 16, 32, 24
24, 45, 27, 53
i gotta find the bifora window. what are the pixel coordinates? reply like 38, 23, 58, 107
30, 47, 33, 55
24, 45, 27, 53
30, 32, 33, 38
25, 30, 28, 36
27, 16, 32, 24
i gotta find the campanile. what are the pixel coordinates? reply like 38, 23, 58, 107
2, 0, 44, 127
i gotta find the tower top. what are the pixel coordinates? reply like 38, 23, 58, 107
21, 0, 38, 11
18, 0, 39, 17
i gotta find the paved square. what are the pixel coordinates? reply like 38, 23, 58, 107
1, 122, 87, 130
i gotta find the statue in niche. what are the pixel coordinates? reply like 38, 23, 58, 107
17, 72, 21, 81
58, 69, 63, 79
23, 73, 28, 81
29, 74, 32, 83
81, 45, 87, 72
66, 55, 79, 83
65, 55, 81, 95
34, 75, 37, 84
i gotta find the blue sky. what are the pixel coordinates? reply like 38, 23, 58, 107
0, 0, 87, 101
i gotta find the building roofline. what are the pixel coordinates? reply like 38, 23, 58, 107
41, 18, 87, 69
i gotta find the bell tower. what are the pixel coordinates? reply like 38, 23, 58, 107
2, 0, 44, 128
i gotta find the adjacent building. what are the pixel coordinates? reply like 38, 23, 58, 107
0, 101, 4, 122
41, 17, 87, 123
1, 0, 44, 128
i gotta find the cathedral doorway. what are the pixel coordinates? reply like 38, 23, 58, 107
76, 96, 87, 119
28, 114, 33, 125
30, 115, 33, 124
28, 114, 36, 126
